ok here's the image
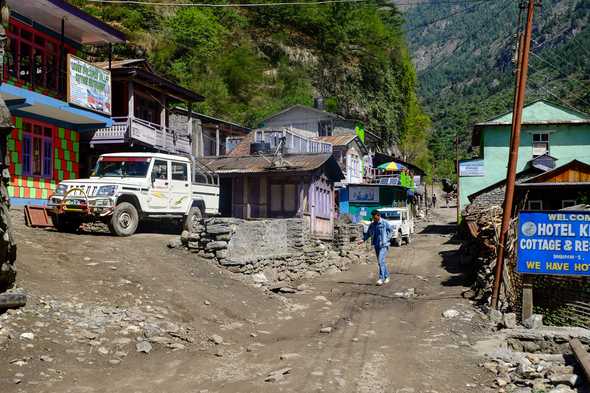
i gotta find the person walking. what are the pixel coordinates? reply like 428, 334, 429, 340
432, 193, 437, 208
360, 210, 393, 286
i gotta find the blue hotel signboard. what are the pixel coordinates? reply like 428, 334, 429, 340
517, 211, 590, 276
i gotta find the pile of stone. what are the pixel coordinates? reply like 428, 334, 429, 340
177, 217, 369, 286
483, 353, 582, 393
482, 321, 590, 393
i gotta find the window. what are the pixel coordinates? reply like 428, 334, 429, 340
318, 120, 333, 137
5, 18, 73, 94
532, 133, 549, 156
22, 120, 53, 178
152, 160, 168, 180
562, 200, 577, 209
171, 162, 188, 181
528, 200, 543, 211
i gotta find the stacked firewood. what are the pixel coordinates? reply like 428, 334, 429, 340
461, 204, 519, 311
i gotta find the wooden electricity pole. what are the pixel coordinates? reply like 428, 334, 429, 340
456, 133, 460, 224
490, 0, 537, 309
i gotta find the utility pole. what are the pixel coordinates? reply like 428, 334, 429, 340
491, 0, 537, 309
456, 133, 460, 224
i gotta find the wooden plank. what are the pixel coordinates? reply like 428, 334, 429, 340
570, 339, 590, 384
522, 275, 534, 322
24, 206, 53, 228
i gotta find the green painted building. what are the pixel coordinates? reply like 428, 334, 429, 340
460, 100, 590, 210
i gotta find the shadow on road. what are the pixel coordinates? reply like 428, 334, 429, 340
420, 223, 456, 235
439, 249, 471, 288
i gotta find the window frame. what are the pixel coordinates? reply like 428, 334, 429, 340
528, 200, 544, 211
5, 17, 75, 96
562, 200, 577, 209
21, 119, 54, 179
171, 161, 188, 182
532, 132, 550, 157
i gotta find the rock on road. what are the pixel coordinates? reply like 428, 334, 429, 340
0, 208, 495, 392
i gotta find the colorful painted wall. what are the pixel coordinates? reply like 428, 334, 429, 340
339, 185, 409, 223
7, 116, 79, 202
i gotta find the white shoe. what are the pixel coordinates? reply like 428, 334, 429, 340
376, 279, 384, 286
384, 277, 390, 284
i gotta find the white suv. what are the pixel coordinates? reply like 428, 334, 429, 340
378, 207, 415, 247
48, 152, 219, 236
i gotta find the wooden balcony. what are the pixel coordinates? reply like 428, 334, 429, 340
90, 116, 191, 155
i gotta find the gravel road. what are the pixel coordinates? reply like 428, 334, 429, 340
0, 207, 496, 393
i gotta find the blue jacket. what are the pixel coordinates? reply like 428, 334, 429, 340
364, 219, 393, 248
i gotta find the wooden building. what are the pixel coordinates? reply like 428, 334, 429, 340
516, 160, 590, 210
0, 0, 125, 204
200, 153, 344, 239
169, 108, 250, 157
81, 59, 203, 176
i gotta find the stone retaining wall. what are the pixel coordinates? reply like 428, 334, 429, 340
180, 217, 367, 284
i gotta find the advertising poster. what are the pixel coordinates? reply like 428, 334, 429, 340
67, 54, 112, 115
349, 186, 379, 203
517, 211, 590, 276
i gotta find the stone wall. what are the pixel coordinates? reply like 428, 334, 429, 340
180, 217, 367, 285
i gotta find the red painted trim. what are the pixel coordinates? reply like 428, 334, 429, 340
99, 156, 150, 162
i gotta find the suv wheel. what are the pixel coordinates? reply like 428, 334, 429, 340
109, 202, 139, 236
393, 231, 402, 247
184, 206, 203, 233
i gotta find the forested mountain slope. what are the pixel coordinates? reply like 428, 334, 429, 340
403, 0, 590, 177
71, 0, 430, 167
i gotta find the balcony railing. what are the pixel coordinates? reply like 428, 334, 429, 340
91, 116, 191, 155
254, 129, 332, 154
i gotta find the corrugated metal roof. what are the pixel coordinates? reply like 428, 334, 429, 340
199, 153, 344, 181
200, 153, 331, 173
94, 59, 148, 70
227, 132, 255, 157
319, 133, 357, 146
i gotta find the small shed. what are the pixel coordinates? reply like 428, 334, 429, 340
200, 153, 344, 239
516, 160, 590, 210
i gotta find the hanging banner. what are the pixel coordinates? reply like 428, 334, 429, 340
355, 123, 365, 143
67, 54, 112, 116
517, 211, 590, 276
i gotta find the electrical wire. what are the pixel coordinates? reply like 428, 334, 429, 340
530, 52, 590, 90
527, 78, 590, 113
403, 1, 485, 33
87, 0, 366, 6
86, 0, 493, 6
419, 0, 513, 74
529, 69, 590, 103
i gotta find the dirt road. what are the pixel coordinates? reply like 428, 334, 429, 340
1, 207, 494, 393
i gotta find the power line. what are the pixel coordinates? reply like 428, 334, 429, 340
529, 66, 590, 105
419, 0, 512, 74
570, 31, 590, 58
530, 52, 590, 90
87, 0, 367, 6
528, 79, 590, 113
87, 0, 493, 6
403, 2, 484, 33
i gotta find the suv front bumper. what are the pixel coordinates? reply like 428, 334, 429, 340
48, 195, 116, 217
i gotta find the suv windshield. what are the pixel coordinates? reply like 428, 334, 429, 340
94, 158, 151, 178
380, 211, 401, 220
